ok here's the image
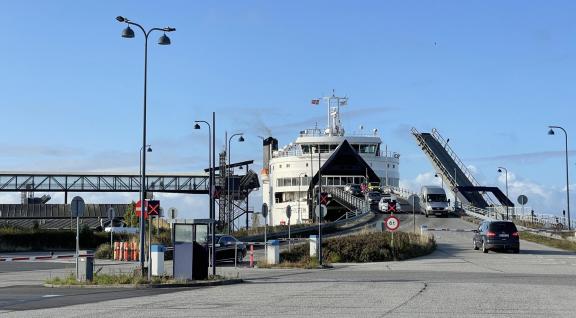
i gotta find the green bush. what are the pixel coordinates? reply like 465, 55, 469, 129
279, 231, 436, 264
94, 243, 113, 259
323, 231, 436, 263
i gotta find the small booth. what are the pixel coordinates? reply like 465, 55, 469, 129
172, 218, 214, 281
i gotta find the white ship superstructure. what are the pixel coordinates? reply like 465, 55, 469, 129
261, 93, 400, 226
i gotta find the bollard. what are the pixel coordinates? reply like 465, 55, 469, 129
420, 224, 428, 236
249, 244, 254, 267
123, 242, 129, 261
132, 242, 138, 261
126, 242, 132, 261
119, 242, 124, 261
266, 240, 280, 265
309, 235, 318, 257
113, 242, 120, 261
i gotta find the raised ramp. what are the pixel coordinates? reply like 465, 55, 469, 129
412, 128, 491, 209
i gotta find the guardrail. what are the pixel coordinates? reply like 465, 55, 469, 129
0, 253, 94, 262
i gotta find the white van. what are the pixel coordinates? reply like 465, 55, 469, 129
421, 186, 450, 217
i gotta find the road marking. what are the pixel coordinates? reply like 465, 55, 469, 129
42, 295, 61, 298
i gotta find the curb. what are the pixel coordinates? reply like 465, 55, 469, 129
44, 278, 243, 289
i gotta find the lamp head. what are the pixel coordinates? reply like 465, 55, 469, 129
121, 26, 135, 38
548, 128, 555, 135
116, 16, 127, 22
146, 146, 153, 153
158, 33, 171, 45
194, 123, 201, 130
238, 136, 245, 142
498, 168, 502, 173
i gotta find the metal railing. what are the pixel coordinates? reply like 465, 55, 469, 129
324, 186, 368, 215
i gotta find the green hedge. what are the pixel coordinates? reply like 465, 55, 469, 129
280, 231, 436, 263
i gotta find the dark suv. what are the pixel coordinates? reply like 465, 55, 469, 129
473, 220, 519, 253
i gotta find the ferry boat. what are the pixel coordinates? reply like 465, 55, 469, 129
261, 93, 400, 226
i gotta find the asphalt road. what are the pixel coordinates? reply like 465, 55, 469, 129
1, 216, 576, 317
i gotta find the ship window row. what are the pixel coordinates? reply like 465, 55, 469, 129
277, 176, 366, 187
301, 144, 378, 154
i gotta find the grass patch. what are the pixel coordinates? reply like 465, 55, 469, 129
520, 231, 576, 252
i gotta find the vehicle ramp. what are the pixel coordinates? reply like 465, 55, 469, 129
412, 128, 494, 209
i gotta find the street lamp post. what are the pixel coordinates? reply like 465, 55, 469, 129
227, 132, 244, 233
116, 16, 175, 276
498, 167, 509, 220
548, 126, 571, 230
453, 168, 458, 213
298, 173, 308, 224
194, 120, 213, 270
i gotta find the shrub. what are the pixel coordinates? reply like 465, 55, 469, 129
323, 231, 435, 263
94, 243, 113, 259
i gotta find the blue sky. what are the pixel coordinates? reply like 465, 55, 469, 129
0, 1, 574, 219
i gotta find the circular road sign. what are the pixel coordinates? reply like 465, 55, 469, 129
286, 205, 292, 219
385, 215, 400, 232
314, 205, 327, 218
71, 196, 85, 217
517, 195, 528, 206
262, 203, 268, 219
107, 207, 115, 220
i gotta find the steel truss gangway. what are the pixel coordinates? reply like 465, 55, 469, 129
0, 172, 210, 202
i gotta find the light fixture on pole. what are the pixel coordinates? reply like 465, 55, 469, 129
497, 167, 509, 220
548, 126, 571, 230
116, 15, 175, 277
227, 132, 244, 233
139, 145, 153, 176
317, 146, 323, 266
194, 120, 213, 270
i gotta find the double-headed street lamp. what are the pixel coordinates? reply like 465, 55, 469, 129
227, 132, 244, 233
497, 167, 509, 220
116, 16, 175, 275
548, 126, 571, 230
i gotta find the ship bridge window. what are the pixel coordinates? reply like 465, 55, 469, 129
301, 145, 310, 154
352, 144, 360, 152
319, 144, 330, 153
330, 144, 338, 151
360, 144, 377, 154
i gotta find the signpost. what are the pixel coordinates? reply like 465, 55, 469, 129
262, 203, 268, 259
108, 207, 115, 249
517, 195, 528, 217
286, 205, 292, 251
385, 215, 400, 260
71, 196, 85, 281
408, 194, 419, 233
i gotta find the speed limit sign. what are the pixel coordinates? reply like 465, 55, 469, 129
385, 215, 400, 232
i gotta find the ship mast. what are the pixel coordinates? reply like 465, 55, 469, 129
321, 90, 348, 136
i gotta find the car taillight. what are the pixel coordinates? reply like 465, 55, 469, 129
486, 231, 496, 237
512, 232, 519, 237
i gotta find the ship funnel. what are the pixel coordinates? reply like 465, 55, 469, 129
262, 137, 278, 171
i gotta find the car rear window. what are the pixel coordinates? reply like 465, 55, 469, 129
488, 222, 517, 232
